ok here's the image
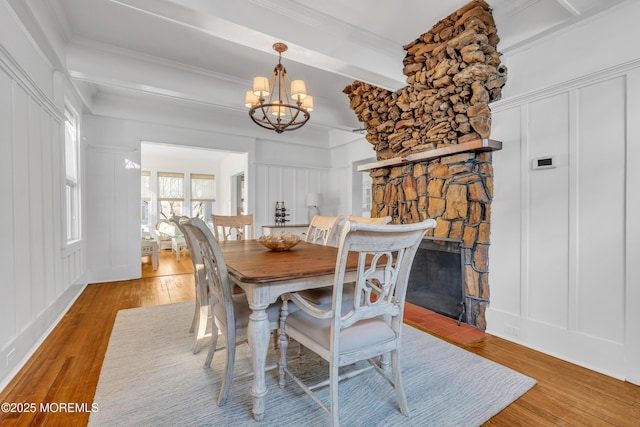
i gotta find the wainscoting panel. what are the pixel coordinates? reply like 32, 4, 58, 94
84, 146, 141, 283
575, 77, 626, 343
254, 163, 331, 230
625, 67, 640, 385
0, 69, 16, 349
489, 107, 523, 317
526, 93, 570, 329
0, 42, 85, 389
488, 73, 631, 380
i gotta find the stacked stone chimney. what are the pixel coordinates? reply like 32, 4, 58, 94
344, 0, 507, 328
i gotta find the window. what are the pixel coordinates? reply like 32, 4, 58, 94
64, 107, 80, 241
141, 170, 151, 224
158, 172, 184, 218
191, 173, 215, 219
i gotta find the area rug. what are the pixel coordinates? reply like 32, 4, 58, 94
89, 302, 535, 426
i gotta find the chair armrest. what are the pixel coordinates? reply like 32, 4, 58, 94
283, 292, 334, 319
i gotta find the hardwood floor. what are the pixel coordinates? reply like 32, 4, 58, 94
0, 250, 638, 426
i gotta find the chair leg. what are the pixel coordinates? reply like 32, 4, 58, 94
193, 303, 210, 354
194, 267, 210, 353
278, 303, 289, 388
329, 362, 340, 427
217, 328, 236, 406
204, 322, 219, 368
380, 351, 390, 366
391, 349, 410, 416
190, 300, 198, 333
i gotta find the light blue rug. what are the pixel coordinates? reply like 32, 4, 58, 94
89, 302, 535, 426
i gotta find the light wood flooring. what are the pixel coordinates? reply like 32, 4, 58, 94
0, 250, 638, 426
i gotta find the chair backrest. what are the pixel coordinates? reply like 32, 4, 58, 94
181, 217, 235, 329
345, 215, 392, 225
305, 215, 342, 246
156, 219, 178, 238
331, 219, 436, 334
211, 214, 254, 241
170, 216, 201, 269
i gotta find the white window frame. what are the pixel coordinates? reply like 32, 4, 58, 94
64, 106, 81, 243
158, 171, 184, 218
190, 173, 215, 219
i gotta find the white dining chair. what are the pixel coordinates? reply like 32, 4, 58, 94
278, 219, 436, 427
305, 215, 342, 246
170, 216, 209, 354
295, 215, 343, 306
344, 215, 392, 224
211, 214, 254, 241
182, 217, 281, 406
300, 215, 391, 305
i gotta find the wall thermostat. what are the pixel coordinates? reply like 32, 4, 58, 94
531, 156, 556, 170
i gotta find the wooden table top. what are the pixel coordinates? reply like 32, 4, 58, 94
219, 240, 358, 284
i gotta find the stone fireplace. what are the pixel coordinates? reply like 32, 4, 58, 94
408, 237, 466, 322
359, 148, 496, 328
343, 0, 506, 329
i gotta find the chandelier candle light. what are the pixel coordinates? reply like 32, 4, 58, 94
245, 43, 313, 133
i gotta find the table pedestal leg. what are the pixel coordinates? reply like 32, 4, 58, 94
247, 306, 269, 421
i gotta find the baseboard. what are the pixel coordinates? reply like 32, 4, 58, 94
485, 307, 626, 381
85, 263, 141, 283
0, 283, 86, 392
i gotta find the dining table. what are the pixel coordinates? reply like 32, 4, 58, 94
218, 239, 362, 422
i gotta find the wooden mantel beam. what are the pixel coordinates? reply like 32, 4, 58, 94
356, 139, 502, 171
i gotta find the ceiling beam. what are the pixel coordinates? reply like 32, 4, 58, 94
109, 0, 407, 90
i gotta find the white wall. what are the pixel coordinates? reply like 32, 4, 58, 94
83, 116, 142, 283
0, 3, 85, 389
218, 153, 247, 216
253, 137, 333, 228
82, 115, 256, 283
329, 134, 377, 218
488, 1, 640, 383
82, 113, 339, 282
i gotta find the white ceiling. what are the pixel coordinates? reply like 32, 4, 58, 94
39, 0, 625, 145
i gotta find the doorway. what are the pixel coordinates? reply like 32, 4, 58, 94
232, 173, 245, 215
352, 157, 375, 217
140, 142, 246, 222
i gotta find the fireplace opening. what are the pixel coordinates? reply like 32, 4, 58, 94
407, 237, 466, 323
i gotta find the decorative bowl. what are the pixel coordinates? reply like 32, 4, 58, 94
258, 232, 301, 252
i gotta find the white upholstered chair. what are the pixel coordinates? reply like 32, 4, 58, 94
155, 219, 180, 250
182, 217, 280, 406
278, 219, 436, 427
211, 214, 254, 241
170, 216, 209, 353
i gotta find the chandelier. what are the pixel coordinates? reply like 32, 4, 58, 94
244, 43, 313, 133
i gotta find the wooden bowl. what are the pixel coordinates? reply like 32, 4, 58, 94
258, 233, 301, 251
